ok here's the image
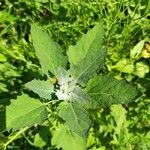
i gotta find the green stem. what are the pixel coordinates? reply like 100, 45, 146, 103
44, 99, 63, 106
4, 127, 29, 149
22, 133, 37, 147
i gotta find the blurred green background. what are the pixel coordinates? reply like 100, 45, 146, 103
0, 0, 150, 149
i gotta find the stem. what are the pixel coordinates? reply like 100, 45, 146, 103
44, 99, 63, 106
22, 133, 37, 147
3, 127, 29, 149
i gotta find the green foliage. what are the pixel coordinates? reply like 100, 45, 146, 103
0, 53, 7, 62
68, 22, 107, 84
0, 94, 48, 131
0, 0, 149, 149
33, 126, 51, 148
0, 21, 141, 150
25, 79, 54, 99
130, 40, 145, 59
58, 102, 91, 138
86, 75, 141, 107
52, 125, 86, 150
0, 0, 52, 95
31, 25, 67, 76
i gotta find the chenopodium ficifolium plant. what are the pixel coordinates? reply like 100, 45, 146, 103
1, 21, 141, 150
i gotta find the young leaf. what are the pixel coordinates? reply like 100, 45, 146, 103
110, 105, 127, 130
67, 21, 107, 84
25, 79, 54, 100
56, 67, 75, 86
31, 25, 67, 75
58, 102, 91, 138
112, 58, 134, 74
5, 94, 48, 131
130, 40, 145, 59
86, 75, 141, 108
55, 68, 90, 104
52, 125, 86, 150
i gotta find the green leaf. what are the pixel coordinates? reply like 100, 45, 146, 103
130, 40, 145, 59
67, 21, 107, 84
86, 75, 141, 108
25, 79, 54, 100
52, 125, 86, 150
112, 58, 134, 74
0, 24, 13, 37
34, 126, 51, 148
133, 62, 149, 78
5, 94, 48, 131
58, 102, 91, 138
31, 25, 67, 75
0, 53, 7, 62
111, 105, 127, 129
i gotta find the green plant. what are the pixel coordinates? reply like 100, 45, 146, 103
0, 0, 50, 96
0, 21, 141, 150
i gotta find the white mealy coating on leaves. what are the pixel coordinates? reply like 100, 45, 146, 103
55, 68, 77, 101
55, 78, 76, 100
55, 68, 90, 102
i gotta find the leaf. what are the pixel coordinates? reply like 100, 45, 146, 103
34, 126, 51, 148
130, 40, 145, 59
111, 105, 127, 130
5, 94, 48, 131
0, 53, 7, 62
67, 21, 107, 84
52, 125, 86, 150
25, 79, 54, 100
0, 24, 13, 37
112, 58, 134, 74
55, 67, 75, 86
68, 86, 91, 104
133, 62, 149, 78
58, 102, 91, 138
86, 75, 141, 108
31, 25, 67, 75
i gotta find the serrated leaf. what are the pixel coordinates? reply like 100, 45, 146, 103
52, 125, 86, 150
68, 86, 91, 104
5, 94, 48, 131
67, 21, 107, 84
31, 25, 67, 75
25, 79, 53, 100
58, 102, 91, 138
86, 75, 141, 108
